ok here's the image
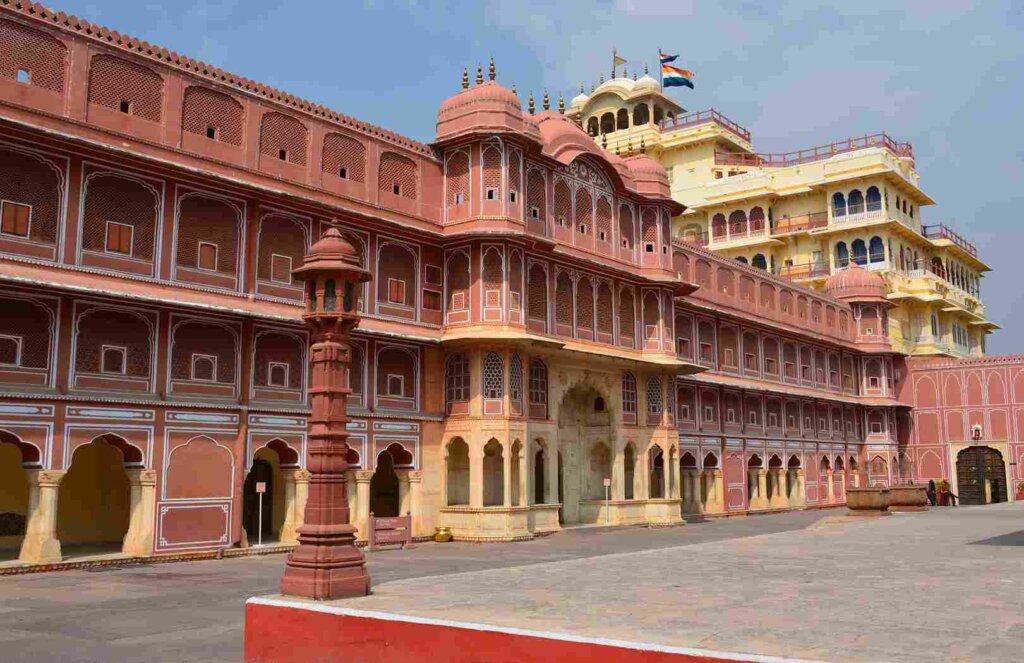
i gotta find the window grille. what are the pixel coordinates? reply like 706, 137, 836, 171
483, 352, 504, 399
529, 360, 547, 405
509, 354, 523, 404
622, 373, 637, 414
646, 376, 663, 415
445, 353, 470, 405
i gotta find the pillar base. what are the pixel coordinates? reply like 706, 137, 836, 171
18, 534, 62, 564
280, 523, 370, 600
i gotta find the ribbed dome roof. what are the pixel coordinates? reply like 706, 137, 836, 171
824, 265, 888, 302
634, 74, 660, 93
437, 81, 521, 119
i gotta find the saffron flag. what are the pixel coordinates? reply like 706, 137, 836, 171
613, 54, 627, 67
659, 51, 679, 64
661, 63, 694, 89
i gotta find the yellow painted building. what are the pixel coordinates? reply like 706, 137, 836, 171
565, 73, 995, 358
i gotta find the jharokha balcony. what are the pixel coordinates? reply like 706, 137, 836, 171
659, 108, 752, 144
714, 133, 914, 169
774, 261, 830, 281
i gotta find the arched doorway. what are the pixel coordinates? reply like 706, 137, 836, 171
956, 446, 1007, 505
483, 439, 504, 507
556, 382, 612, 523
556, 451, 565, 523
370, 451, 400, 517
510, 440, 523, 506
649, 446, 665, 498
57, 435, 138, 556
446, 438, 469, 506
533, 442, 546, 505
624, 443, 637, 500
243, 441, 298, 545
0, 434, 31, 561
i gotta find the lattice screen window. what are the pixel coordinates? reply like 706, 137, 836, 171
348, 345, 364, 395
642, 210, 658, 252
646, 376, 664, 415
260, 112, 308, 166
596, 283, 613, 334
2, 299, 50, 369
482, 352, 504, 399
182, 86, 244, 145
509, 250, 523, 312
507, 149, 521, 203
621, 373, 637, 414
323, 133, 366, 182
554, 180, 571, 228
88, 55, 163, 122
446, 151, 469, 205
268, 362, 290, 388
482, 145, 502, 201
619, 204, 634, 248
527, 264, 547, 322
0, 201, 30, 237
555, 273, 573, 326
445, 353, 470, 405
0, 148, 61, 246
509, 353, 523, 404
527, 169, 546, 222
83, 174, 158, 260
529, 360, 547, 404
575, 188, 592, 235
253, 332, 302, 389
596, 197, 612, 243
0, 19, 67, 93
619, 289, 635, 337
576, 278, 594, 329
482, 248, 503, 308
446, 252, 470, 311
379, 152, 418, 199
198, 242, 219, 271
270, 254, 293, 284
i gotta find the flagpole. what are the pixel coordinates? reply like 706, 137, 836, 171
612, 48, 617, 79
658, 50, 663, 89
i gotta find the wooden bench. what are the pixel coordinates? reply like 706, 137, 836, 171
368, 512, 413, 551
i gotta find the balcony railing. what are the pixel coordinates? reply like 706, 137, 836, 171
714, 133, 914, 169
772, 212, 828, 235
775, 261, 830, 280
922, 224, 978, 257
659, 108, 752, 143
674, 232, 709, 248
831, 205, 885, 225
836, 253, 886, 268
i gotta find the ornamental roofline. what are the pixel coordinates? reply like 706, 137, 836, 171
0, 1, 433, 157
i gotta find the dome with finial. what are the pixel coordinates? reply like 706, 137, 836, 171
437, 64, 537, 142
824, 264, 889, 303
623, 154, 669, 197
570, 83, 589, 111
293, 226, 371, 282
634, 72, 660, 93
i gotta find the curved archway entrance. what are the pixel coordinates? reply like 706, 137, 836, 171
0, 436, 29, 561
956, 446, 1007, 505
557, 382, 611, 523
243, 441, 299, 546
57, 436, 136, 557
370, 451, 400, 518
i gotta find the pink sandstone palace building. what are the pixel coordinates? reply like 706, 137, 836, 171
0, 2, 1020, 564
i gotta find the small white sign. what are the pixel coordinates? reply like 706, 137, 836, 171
603, 477, 611, 487
256, 481, 267, 494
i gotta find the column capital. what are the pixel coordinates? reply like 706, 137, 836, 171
26, 469, 66, 487
408, 470, 423, 483
354, 470, 374, 483
125, 469, 157, 486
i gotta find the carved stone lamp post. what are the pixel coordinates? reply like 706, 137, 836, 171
280, 227, 372, 600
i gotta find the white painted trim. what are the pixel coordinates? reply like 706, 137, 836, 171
245, 597, 822, 663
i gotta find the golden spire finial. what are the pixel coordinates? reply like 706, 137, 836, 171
579, 82, 584, 94
599, 74, 604, 84
601, 132, 607, 149
633, 70, 638, 81
461, 68, 469, 90
627, 137, 632, 154
590, 83, 595, 94
623, 67, 628, 79
511, 82, 517, 97
644, 63, 649, 75
476, 64, 483, 85
640, 136, 646, 154
558, 94, 565, 114
543, 90, 550, 111
528, 91, 535, 115
615, 143, 620, 155
488, 57, 495, 81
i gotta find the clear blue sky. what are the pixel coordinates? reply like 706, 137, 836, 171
58, 1, 1024, 352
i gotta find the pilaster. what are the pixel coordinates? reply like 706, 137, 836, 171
19, 470, 65, 564
122, 469, 157, 556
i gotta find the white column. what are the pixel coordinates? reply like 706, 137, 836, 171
19, 470, 65, 564
122, 469, 157, 556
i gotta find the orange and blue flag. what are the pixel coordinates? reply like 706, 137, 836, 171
661, 63, 694, 89
659, 51, 679, 64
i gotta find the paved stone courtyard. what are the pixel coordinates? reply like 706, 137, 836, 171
2, 505, 1023, 661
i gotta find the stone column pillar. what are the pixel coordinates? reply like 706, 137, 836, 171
661, 451, 671, 499
122, 469, 157, 556
503, 445, 512, 507
747, 469, 760, 509
757, 469, 768, 508
708, 469, 725, 513
354, 470, 373, 541
469, 442, 484, 508
795, 469, 806, 507
398, 470, 412, 515
278, 469, 300, 544
769, 469, 789, 509
612, 443, 625, 501
834, 470, 846, 502
691, 471, 705, 514
519, 449, 528, 507
19, 470, 65, 564
408, 471, 422, 536
826, 469, 836, 504
546, 443, 558, 504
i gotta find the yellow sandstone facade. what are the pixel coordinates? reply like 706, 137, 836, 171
566, 74, 995, 358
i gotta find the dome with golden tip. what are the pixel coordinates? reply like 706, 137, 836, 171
437, 81, 535, 142
824, 264, 888, 302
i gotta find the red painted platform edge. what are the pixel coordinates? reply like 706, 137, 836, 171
244, 596, 820, 663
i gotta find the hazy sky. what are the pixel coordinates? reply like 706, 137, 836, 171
56, 1, 1024, 352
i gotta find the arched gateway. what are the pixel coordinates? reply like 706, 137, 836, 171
557, 382, 612, 524
956, 446, 1007, 505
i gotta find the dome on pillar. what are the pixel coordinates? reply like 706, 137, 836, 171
824, 265, 888, 303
